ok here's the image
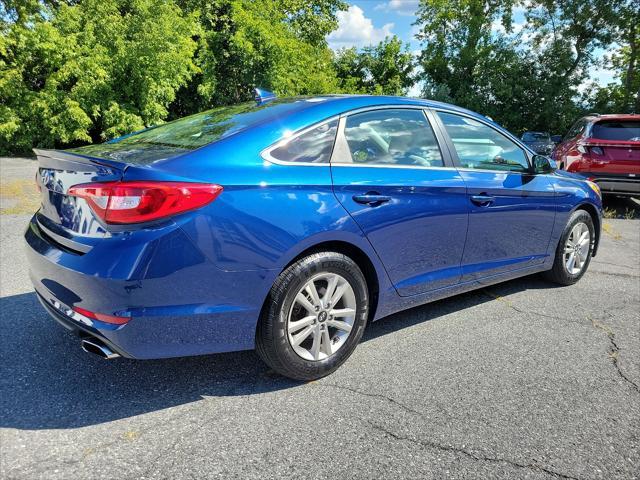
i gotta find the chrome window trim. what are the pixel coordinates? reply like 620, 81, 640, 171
330, 106, 451, 171
330, 163, 459, 171
260, 116, 340, 167
337, 103, 433, 117
456, 167, 530, 175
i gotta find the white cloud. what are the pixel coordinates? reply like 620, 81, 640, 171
375, 0, 419, 16
327, 5, 395, 49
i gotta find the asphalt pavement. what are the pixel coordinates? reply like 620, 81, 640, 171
1, 157, 639, 479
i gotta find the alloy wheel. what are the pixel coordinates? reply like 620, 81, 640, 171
287, 273, 357, 361
564, 222, 590, 275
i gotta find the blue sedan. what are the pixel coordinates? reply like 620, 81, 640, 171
25, 94, 603, 380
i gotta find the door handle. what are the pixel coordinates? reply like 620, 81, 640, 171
352, 193, 391, 206
470, 194, 495, 206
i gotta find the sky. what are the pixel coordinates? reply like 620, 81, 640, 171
326, 0, 616, 92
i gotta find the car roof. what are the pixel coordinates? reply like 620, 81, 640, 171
264, 94, 486, 121
583, 113, 640, 123
228, 94, 496, 144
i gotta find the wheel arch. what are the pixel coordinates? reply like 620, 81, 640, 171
573, 202, 601, 257
258, 239, 383, 327
283, 240, 380, 322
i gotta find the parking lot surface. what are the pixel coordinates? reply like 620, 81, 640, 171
1, 157, 639, 479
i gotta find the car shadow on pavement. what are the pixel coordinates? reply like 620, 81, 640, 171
1, 276, 561, 430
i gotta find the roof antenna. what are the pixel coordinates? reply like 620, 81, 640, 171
255, 88, 276, 106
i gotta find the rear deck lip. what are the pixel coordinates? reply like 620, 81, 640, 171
33, 148, 129, 172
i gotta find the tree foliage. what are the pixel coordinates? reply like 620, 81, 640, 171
586, 1, 640, 114
334, 37, 415, 95
414, 0, 636, 134
0, 0, 348, 153
1, 0, 200, 152
0, 0, 638, 154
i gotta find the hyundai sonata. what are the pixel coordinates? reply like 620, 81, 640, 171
26, 94, 603, 380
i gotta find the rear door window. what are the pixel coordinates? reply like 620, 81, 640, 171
336, 109, 444, 167
591, 121, 640, 141
564, 119, 587, 140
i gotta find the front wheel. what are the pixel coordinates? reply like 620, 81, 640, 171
256, 251, 369, 381
543, 210, 594, 285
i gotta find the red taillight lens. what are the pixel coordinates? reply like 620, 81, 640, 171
68, 181, 223, 224
73, 306, 130, 325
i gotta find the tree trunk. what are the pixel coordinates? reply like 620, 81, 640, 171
623, 26, 638, 113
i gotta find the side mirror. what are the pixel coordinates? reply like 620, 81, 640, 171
550, 135, 562, 143
532, 155, 556, 174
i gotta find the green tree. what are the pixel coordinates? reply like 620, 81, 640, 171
414, 0, 517, 110
586, 1, 639, 113
170, 0, 346, 116
414, 0, 626, 134
334, 37, 416, 95
1, 0, 200, 154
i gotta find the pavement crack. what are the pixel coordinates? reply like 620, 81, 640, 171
367, 421, 583, 480
481, 290, 583, 325
316, 383, 430, 418
589, 270, 640, 279
590, 318, 640, 394
315, 382, 494, 429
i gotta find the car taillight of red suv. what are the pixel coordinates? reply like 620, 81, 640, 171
553, 114, 640, 196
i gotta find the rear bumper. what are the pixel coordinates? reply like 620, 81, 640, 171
25, 214, 275, 359
36, 291, 133, 358
583, 173, 640, 196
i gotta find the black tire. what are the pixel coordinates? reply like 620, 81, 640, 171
256, 251, 369, 381
543, 209, 595, 285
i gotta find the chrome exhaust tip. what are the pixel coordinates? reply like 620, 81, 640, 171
81, 338, 121, 360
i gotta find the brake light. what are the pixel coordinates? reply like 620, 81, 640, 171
590, 146, 604, 155
68, 181, 223, 224
73, 306, 130, 325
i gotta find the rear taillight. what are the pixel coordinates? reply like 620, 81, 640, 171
577, 144, 604, 156
73, 306, 130, 325
67, 181, 222, 224
590, 146, 604, 156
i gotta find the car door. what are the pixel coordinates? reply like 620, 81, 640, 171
330, 107, 468, 296
433, 110, 556, 281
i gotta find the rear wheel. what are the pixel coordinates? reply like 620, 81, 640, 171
543, 210, 594, 285
256, 251, 369, 381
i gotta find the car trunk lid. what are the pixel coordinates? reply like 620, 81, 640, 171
34, 149, 125, 238
583, 139, 640, 175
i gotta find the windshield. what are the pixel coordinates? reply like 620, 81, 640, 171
69, 99, 317, 164
591, 120, 640, 141
522, 132, 550, 142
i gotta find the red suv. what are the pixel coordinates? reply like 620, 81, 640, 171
553, 114, 640, 196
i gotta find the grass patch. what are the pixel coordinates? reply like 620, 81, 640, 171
602, 222, 622, 240
0, 179, 40, 215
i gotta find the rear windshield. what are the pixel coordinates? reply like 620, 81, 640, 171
69, 99, 316, 164
591, 120, 640, 141
522, 132, 550, 142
